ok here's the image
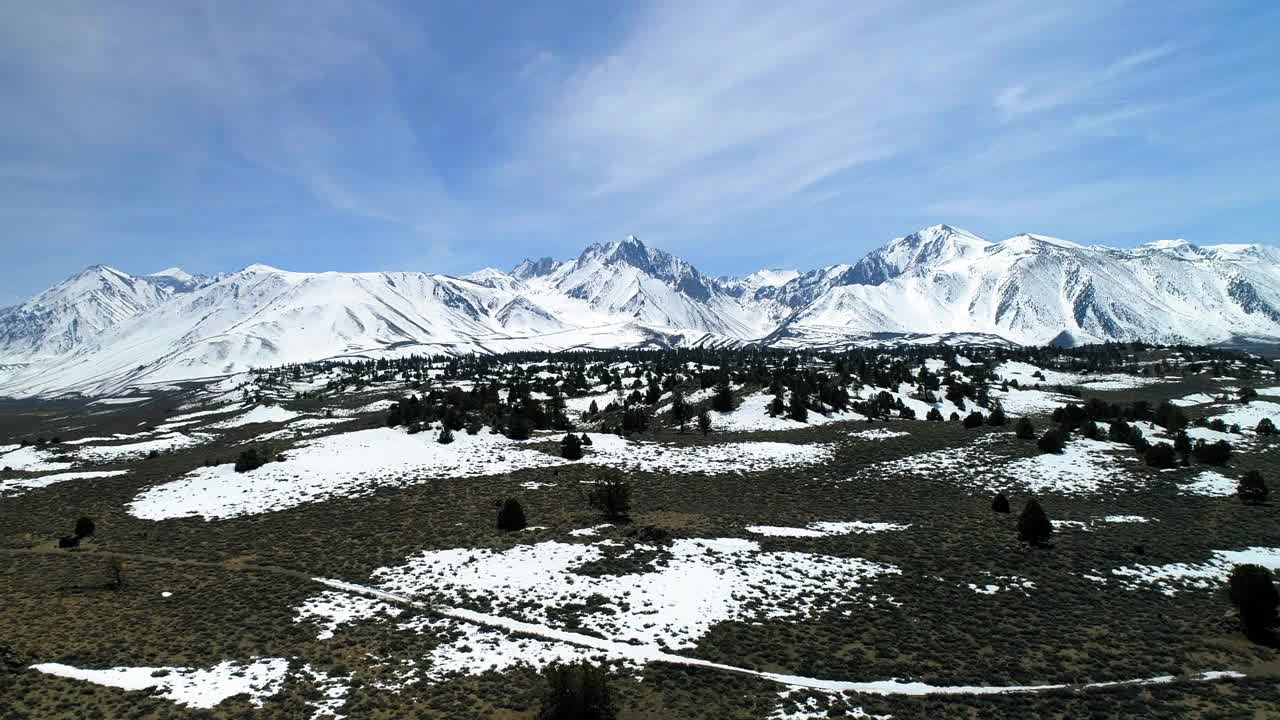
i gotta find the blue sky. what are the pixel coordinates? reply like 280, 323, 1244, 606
1, 0, 1276, 302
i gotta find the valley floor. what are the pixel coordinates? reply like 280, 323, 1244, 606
2, 348, 1279, 719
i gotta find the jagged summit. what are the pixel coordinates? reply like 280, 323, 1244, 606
1, 224, 1278, 396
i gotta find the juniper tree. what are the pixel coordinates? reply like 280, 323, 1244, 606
497, 499, 527, 531
1239, 470, 1269, 505
1145, 442, 1177, 469
1228, 564, 1279, 635
561, 432, 583, 460
537, 661, 617, 720
1018, 498, 1053, 545
588, 477, 631, 521
74, 516, 95, 538
1037, 428, 1067, 454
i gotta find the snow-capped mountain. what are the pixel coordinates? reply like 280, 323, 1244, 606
1, 227, 1277, 396
0, 265, 209, 362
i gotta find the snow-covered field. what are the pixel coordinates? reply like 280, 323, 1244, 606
1108, 547, 1280, 595
31, 658, 289, 709
128, 426, 836, 520
712, 391, 864, 432
1005, 438, 1137, 494
76, 432, 214, 464
297, 535, 899, 680
0, 469, 128, 496
128, 427, 565, 520
746, 521, 910, 538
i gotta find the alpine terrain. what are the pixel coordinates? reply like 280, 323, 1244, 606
1, 225, 1277, 397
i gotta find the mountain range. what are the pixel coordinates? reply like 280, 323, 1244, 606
2, 225, 1278, 396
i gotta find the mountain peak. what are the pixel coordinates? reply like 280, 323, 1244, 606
148, 267, 196, 282
512, 256, 561, 280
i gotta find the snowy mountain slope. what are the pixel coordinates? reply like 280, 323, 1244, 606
0, 228, 1277, 396
0, 265, 208, 362
773, 232, 1280, 346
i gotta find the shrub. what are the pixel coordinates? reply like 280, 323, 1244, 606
1239, 470, 1269, 505
497, 499, 527, 531
466, 418, 482, 435
1257, 418, 1277, 436
1228, 564, 1279, 634
588, 478, 631, 521
437, 427, 455, 445
991, 493, 1010, 513
1079, 421, 1100, 441
948, 412, 960, 422
1014, 417, 1035, 439
926, 407, 944, 422
561, 433, 583, 460
1192, 439, 1232, 466
1018, 499, 1053, 545
1108, 419, 1131, 443
234, 448, 265, 473
1037, 428, 1067, 454
987, 406, 1007, 426
1144, 442, 1177, 469
963, 412, 984, 429
580, 433, 593, 446
74, 516, 95, 539
697, 410, 711, 435
537, 661, 617, 720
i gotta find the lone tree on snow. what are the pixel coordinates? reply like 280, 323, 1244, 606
1018, 498, 1053, 545
561, 432, 583, 460
1037, 428, 1067, 454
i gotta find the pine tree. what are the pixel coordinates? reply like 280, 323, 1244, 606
697, 409, 712, 435
437, 427, 455, 445
587, 399, 599, 416
987, 405, 1007, 426
712, 376, 735, 412
963, 411, 984, 428
561, 432, 584, 460
1018, 498, 1053, 545
788, 392, 808, 422
670, 391, 688, 433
